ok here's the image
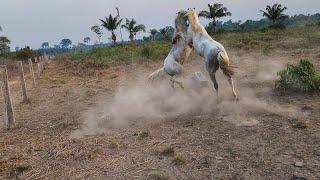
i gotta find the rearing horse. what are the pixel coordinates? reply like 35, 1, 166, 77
185, 9, 238, 100
148, 10, 192, 89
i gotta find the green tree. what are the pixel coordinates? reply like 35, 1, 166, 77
91, 25, 103, 44
261, 4, 288, 28
60, 39, 72, 49
121, 18, 146, 43
199, 3, 232, 31
159, 28, 168, 39
15, 46, 37, 60
149, 29, 158, 40
0, 26, 2, 32
41, 42, 49, 49
83, 37, 90, 44
0, 36, 10, 54
100, 14, 123, 45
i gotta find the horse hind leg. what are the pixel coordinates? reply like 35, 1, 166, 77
226, 75, 238, 101
209, 71, 219, 97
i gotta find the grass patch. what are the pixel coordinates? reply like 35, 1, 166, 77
16, 163, 30, 173
172, 156, 186, 166
293, 121, 308, 129
108, 140, 121, 149
147, 171, 169, 180
159, 147, 175, 156
138, 131, 150, 139
275, 59, 320, 92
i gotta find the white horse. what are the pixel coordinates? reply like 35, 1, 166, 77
148, 10, 192, 89
185, 9, 238, 100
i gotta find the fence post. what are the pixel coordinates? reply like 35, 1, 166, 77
0, 66, 15, 130
28, 59, 36, 87
18, 61, 29, 102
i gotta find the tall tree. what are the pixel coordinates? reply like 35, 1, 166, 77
41, 42, 49, 49
83, 37, 90, 44
60, 39, 72, 49
261, 4, 288, 27
159, 28, 167, 39
149, 29, 158, 40
91, 25, 103, 44
100, 14, 123, 45
0, 36, 10, 54
0, 26, 2, 32
121, 18, 146, 43
199, 3, 232, 31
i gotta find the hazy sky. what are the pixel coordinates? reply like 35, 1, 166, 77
0, 0, 319, 49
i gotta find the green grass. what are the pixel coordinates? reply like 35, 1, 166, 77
70, 40, 171, 65
16, 163, 30, 173
65, 40, 171, 75
214, 25, 320, 51
64, 25, 320, 75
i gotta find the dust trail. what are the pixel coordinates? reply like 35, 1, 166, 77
72, 58, 303, 137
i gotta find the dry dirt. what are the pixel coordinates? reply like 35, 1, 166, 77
0, 48, 319, 180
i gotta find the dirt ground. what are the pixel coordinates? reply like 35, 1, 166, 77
0, 47, 319, 180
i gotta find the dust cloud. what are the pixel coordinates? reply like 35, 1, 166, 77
72, 59, 303, 137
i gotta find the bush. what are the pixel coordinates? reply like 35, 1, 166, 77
275, 59, 320, 92
15, 46, 38, 60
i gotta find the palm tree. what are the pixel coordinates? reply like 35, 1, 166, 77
150, 29, 158, 40
199, 3, 232, 31
121, 18, 146, 43
100, 14, 123, 45
91, 25, 103, 44
261, 4, 288, 27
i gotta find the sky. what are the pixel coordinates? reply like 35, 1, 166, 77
0, 0, 319, 49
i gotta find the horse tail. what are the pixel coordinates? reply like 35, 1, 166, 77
147, 67, 166, 83
218, 51, 234, 77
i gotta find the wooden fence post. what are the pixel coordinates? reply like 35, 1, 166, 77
28, 59, 36, 87
0, 66, 15, 130
18, 61, 28, 102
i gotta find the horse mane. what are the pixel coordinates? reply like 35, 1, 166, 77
174, 11, 188, 34
187, 9, 203, 33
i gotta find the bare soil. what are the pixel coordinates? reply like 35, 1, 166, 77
0, 48, 319, 179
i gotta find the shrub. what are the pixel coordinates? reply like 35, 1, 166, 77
15, 46, 38, 60
275, 59, 320, 92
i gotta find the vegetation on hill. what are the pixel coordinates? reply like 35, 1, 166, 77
61, 24, 320, 76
